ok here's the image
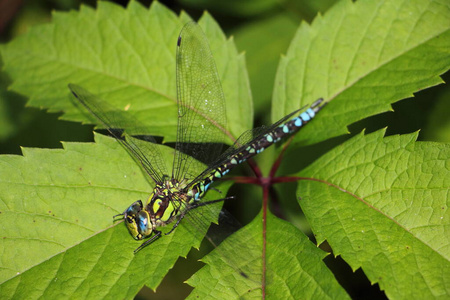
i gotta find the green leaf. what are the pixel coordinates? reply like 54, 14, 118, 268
187, 212, 264, 299
0, 133, 234, 298
0, 66, 17, 141
264, 213, 349, 299
274, 0, 450, 146
0, 88, 15, 141
0, 1, 252, 143
298, 129, 450, 299
188, 212, 350, 299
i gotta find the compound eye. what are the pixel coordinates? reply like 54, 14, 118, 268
119, 200, 146, 240
124, 217, 140, 240
125, 200, 143, 216
136, 210, 152, 238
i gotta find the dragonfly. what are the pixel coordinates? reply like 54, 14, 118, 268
69, 22, 326, 256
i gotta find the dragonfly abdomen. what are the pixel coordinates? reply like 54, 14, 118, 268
190, 99, 326, 200
225, 98, 326, 165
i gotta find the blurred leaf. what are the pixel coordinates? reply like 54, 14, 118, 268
9, 4, 52, 37
423, 87, 450, 142
0, 77, 15, 140
274, 0, 450, 146
179, 0, 282, 17
287, 0, 339, 22
234, 13, 297, 115
0, 98, 15, 140
298, 130, 450, 299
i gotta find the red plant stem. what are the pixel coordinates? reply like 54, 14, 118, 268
230, 137, 306, 297
269, 136, 293, 178
247, 158, 263, 178
272, 176, 310, 183
261, 177, 269, 299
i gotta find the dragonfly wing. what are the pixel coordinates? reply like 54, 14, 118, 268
170, 194, 262, 287
172, 22, 227, 182
69, 84, 168, 183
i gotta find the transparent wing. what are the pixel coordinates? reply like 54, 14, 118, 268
172, 22, 227, 182
168, 192, 262, 289
69, 84, 168, 183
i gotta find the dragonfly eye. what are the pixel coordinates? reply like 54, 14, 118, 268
125, 200, 143, 216
124, 215, 140, 240
122, 200, 147, 240
124, 210, 152, 240
136, 210, 152, 238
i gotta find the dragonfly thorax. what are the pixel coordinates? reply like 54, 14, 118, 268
122, 179, 193, 240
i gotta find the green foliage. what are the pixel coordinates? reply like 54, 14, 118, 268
0, 91, 15, 140
0, 0, 449, 299
273, 0, 450, 145
188, 213, 349, 299
0, 1, 252, 143
298, 130, 450, 298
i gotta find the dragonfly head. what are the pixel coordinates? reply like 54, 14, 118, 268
123, 200, 153, 240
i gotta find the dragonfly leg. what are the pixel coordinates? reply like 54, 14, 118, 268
209, 187, 222, 193
134, 230, 162, 253
113, 211, 126, 219
113, 200, 143, 220
165, 213, 186, 236
189, 196, 235, 209
112, 213, 124, 220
